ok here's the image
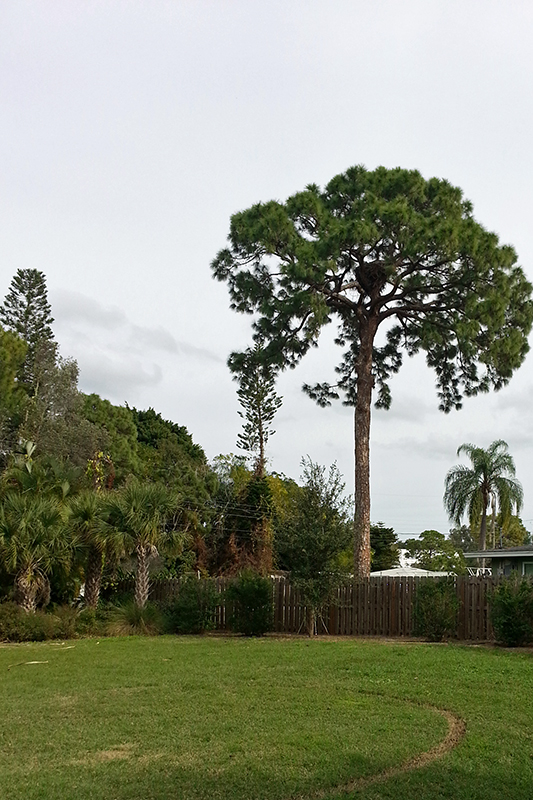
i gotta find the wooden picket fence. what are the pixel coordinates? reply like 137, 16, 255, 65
142, 575, 498, 640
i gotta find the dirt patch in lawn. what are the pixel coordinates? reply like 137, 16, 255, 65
295, 695, 466, 799
71, 743, 135, 765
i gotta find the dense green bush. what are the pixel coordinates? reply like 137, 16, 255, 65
490, 575, 533, 646
163, 579, 218, 634
226, 571, 274, 637
0, 602, 57, 641
413, 578, 460, 642
106, 601, 164, 636
0, 602, 113, 641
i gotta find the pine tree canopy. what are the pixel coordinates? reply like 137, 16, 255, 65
0, 269, 55, 388
0, 269, 54, 348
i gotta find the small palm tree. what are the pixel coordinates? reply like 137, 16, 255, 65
0, 492, 71, 612
444, 440, 523, 551
68, 490, 121, 611
106, 481, 187, 608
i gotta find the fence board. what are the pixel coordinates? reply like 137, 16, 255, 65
111, 574, 506, 640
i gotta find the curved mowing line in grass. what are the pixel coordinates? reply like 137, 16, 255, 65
293, 695, 466, 800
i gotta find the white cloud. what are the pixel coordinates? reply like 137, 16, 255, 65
50, 289, 221, 403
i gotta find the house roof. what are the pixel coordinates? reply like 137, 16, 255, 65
370, 566, 449, 577
464, 545, 533, 559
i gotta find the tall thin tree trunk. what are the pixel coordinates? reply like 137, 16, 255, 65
479, 504, 488, 550
135, 544, 150, 609
490, 494, 496, 549
479, 502, 488, 570
306, 605, 316, 637
84, 546, 104, 610
353, 320, 376, 579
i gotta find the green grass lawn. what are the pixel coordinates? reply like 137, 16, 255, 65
0, 635, 532, 800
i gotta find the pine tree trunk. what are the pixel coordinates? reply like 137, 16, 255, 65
134, 544, 150, 609
353, 319, 376, 579
84, 546, 104, 610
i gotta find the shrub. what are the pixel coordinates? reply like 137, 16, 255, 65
49, 605, 80, 639
413, 578, 460, 642
106, 601, 164, 636
0, 602, 57, 642
490, 575, 533, 647
226, 571, 274, 637
163, 579, 218, 634
75, 606, 112, 637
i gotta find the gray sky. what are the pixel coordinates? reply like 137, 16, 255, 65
2, 0, 533, 539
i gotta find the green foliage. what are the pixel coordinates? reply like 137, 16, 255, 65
444, 440, 523, 551
0, 601, 57, 641
447, 524, 477, 553
213, 164, 533, 577
413, 578, 460, 642
22, 355, 103, 469
107, 600, 165, 636
163, 578, 218, 634
0, 326, 27, 460
207, 456, 276, 575
0, 601, 111, 641
490, 575, 533, 646
486, 513, 530, 548
105, 480, 187, 608
233, 343, 282, 476
130, 406, 206, 463
0, 492, 72, 612
226, 570, 274, 636
82, 394, 141, 483
0, 269, 55, 390
370, 522, 400, 570
404, 529, 466, 573
276, 459, 351, 634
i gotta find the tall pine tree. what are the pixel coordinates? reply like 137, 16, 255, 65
0, 269, 55, 389
234, 344, 282, 478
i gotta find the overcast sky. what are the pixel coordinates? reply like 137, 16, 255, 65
2, 1, 533, 539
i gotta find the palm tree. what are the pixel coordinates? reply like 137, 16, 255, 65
0, 492, 71, 612
67, 490, 121, 611
106, 481, 187, 608
444, 440, 523, 551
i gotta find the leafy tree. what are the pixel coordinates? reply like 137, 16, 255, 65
403, 529, 465, 573
490, 574, 533, 646
130, 406, 206, 463
447, 524, 477, 553
485, 513, 531, 549
82, 394, 141, 482
226, 570, 274, 636
0, 269, 55, 390
444, 440, 523, 550
233, 344, 283, 477
207, 455, 275, 575
0, 327, 27, 462
106, 481, 187, 608
413, 578, 460, 642
0, 493, 70, 612
212, 165, 533, 578
276, 459, 351, 635
20, 355, 103, 468
370, 522, 400, 571
128, 406, 215, 572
